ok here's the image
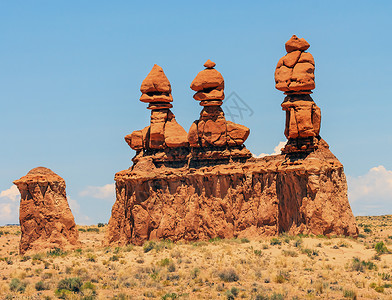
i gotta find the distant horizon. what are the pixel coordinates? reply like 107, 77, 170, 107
1, 1, 391, 225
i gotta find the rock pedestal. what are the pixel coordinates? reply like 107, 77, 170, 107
275, 35, 321, 154
13, 167, 80, 254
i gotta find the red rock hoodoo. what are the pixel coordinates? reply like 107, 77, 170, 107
124, 64, 189, 166
13, 167, 80, 254
275, 35, 321, 153
106, 53, 358, 246
187, 60, 251, 162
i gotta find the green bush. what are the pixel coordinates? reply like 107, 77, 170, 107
97, 223, 105, 227
270, 238, 281, 245
87, 228, 99, 233
57, 277, 83, 293
375, 241, 389, 254
9, 278, 27, 293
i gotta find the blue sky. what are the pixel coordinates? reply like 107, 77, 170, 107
1, 1, 391, 225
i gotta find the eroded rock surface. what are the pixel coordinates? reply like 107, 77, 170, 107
13, 167, 80, 254
106, 142, 358, 246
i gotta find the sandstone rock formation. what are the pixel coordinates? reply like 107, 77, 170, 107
13, 167, 80, 254
275, 35, 321, 153
124, 64, 189, 166
188, 60, 251, 161
107, 55, 358, 246
106, 141, 358, 246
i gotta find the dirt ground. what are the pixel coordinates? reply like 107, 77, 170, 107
1, 215, 392, 299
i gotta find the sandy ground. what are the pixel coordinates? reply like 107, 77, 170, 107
1, 215, 392, 299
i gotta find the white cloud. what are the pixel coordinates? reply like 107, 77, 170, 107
79, 183, 115, 200
0, 185, 20, 202
348, 165, 392, 216
254, 141, 286, 158
0, 185, 20, 225
68, 197, 91, 225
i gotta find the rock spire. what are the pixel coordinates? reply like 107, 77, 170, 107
275, 35, 321, 153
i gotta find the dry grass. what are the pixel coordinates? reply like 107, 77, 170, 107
1, 216, 392, 299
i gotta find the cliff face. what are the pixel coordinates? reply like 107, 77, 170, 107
106, 141, 358, 246
13, 167, 80, 254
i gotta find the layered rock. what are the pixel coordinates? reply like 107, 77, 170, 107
106, 142, 358, 246
275, 35, 321, 153
13, 167, 80, 254
124, 64, 189, 166
188, 60, 251, 162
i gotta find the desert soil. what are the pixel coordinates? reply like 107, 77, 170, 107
1, 215, 392, 299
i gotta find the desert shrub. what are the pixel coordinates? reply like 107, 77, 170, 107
57, 277, 83, 293
230, 287, 239, 296
282, 250, 298, 257
293, 238, 303, 248
109, 255, 119, 262
375, 241, 389, 254
167, 262, 176, 272
87, 228, 99, 233
87, 253, 96, 262
364, 227, 372, 233
379, 272, 391, 280
270, 238, 281, 245
275, 271, 289, 283
35, 280, 50, 291
255, 295, 269, 300
343, 289, 357, 299
97, 223, 105, 227
270, 293, 284, 300
162, 293, 178, 299
254, 250, 263, 256
78, 228, 86, 232
191, 268, 200, 279
9, 278, 27, 292
351, 257, 377, 272
143, 240, 173, 253
158, 258, 171, 267
240, 238, 250, 243
143, 241, 156, 253
209, 237, 222, 243
302, 248, 319, 257
218, 269, 239, 282
47, 248, 66, 257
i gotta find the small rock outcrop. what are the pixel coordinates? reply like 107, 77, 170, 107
275, 35, 321, 153
124, 64, 189, 166
13, 167, 80, 254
